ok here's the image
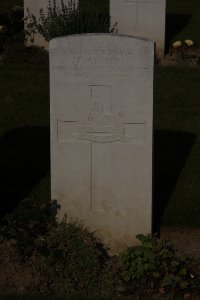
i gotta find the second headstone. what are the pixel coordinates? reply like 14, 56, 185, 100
110, 0, 166, 57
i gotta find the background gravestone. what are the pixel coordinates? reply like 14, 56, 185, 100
110, 0, 166, 57
50, 34, 154, 253
24, 0, 78, 48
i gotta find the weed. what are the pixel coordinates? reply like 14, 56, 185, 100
0, 204, 110, 296
120, 234, 196, 295
25, 0, 117, 44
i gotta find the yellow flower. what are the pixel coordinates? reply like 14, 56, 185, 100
0, 25, 6, 32
172, 41, 182, 48
185, 39, 193, 47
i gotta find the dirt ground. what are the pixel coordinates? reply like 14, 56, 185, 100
0, 240, 43, 295
0, 227, 200, 296
160, 47, 200, 66
161, 227, 200, 257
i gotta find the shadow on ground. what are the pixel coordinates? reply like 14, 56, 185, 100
0, 127, 196, 232
153, 129, 196, 233
0, 127, 50, 219
165, 13, 192, 53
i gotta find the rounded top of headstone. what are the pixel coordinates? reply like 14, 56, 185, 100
49, 33, 154, 80
49, 33, 155, 48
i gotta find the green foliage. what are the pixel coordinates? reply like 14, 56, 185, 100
3, 44, 49, 65
0, 0, 23, 13
33, 216, 108, 295
7, 5, 23, 35
26, 0, 117, 43
0, 201, 109, 296
0, 26, 7, 51
120, 234, 194, 292
0, 5, 23, 53
0, 198, 53, 257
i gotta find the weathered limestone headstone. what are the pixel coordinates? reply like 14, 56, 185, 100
50, 34, 154, 253
24, 0, 78, 48
110, 0, 166, 57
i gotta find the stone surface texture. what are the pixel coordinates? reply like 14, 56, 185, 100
50, 34, 154, 253
110, 0, 166, 57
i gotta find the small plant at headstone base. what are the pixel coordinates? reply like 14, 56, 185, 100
169, 39, 200, 65
120, 234, 196, 296
0, 198, 54, 258
0, 199, 114, 296
26, 0, 118, 44
172, 40, 192, 60
29, 214, 110, 296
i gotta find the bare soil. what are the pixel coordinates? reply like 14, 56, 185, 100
161, 226, 200, 257
0, 240, 43, 295
0, 227, 200, 297
160, 47, 200, 66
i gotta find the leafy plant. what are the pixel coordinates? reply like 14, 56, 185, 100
170, 39, 200, 65
26, 0, 117, 44
0, 198, 109, 296
0, 198, 53, 257
33, 215, 109, 295
0, 26, 7, 52
0, 5, 23, 53
120, 234, 194, 293
8, 5, 24, 35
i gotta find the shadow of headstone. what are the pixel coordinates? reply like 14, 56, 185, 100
165, 13, 192, 53
0, 127, 50, 219
153, 129, 196, 233
1, 127, 195, 234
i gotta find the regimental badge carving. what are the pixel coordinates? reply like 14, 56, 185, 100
72, 102, 133, 143
57, 85, 145, 145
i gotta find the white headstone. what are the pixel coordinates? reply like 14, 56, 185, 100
24, 0, 78, 48
110, 0, 166, 57
50, 34, 154, 253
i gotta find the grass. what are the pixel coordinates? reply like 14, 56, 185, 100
80, 0, 109, 13
0, 297, 112, 300
0, 0, 23, 13
0, 46, 50, 218
0, 295, 186, 300
0, 297, 115, 300
166, 0, 200, 44
0, 54, 49, 132
154, 66, 200, 226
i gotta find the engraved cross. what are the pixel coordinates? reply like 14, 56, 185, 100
58, 85, 145, 211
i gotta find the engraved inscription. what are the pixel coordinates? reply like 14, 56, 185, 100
52, 48, 140, 56
75, 133, 123, 143
52, 47, 152, 78
76, 123, 125, 134
53, 64, 146, 79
